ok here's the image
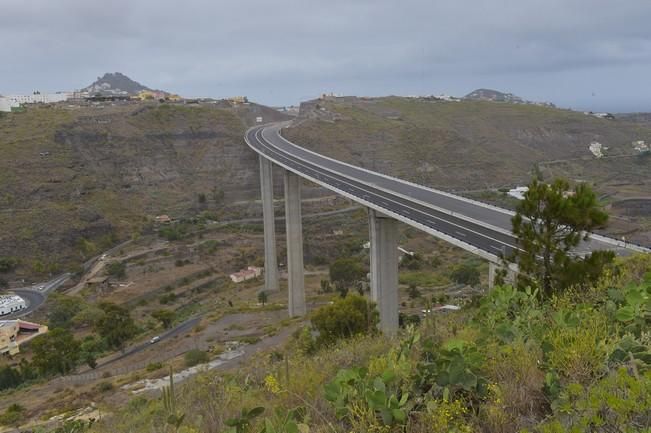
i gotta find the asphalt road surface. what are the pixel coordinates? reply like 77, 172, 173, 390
2, 273, 71, 320
6, 289, 45, 318
247, 123, 648, 260
98, 316, 202, 368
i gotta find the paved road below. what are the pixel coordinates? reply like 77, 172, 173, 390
4, 289, 45, 319
2, 273, 71, 320
95, 316, 202, 369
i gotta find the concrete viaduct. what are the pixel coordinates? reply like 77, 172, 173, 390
245, 122, 649, 334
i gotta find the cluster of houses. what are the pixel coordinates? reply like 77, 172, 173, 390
0, 89, 247, 113
584, 111, 615, 120
229, 266, 263, 283
0, 91, 72, 112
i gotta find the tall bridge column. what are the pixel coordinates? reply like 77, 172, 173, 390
369, 209, 399, 335
284, 170, 306, 317
259, 156, 279, 292
488, 261, 517, 288
488, 262, 497, 289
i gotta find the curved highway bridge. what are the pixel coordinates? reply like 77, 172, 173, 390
245, 122, 649, 333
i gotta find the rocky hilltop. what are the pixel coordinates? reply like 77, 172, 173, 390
463, 88, 523, 103
82, 72, 160, 96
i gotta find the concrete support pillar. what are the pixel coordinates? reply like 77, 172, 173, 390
488, 261, 517, 289
284, 170, 306, 317
505, 267, 517, 286
369, 209, 399, 335
488, 262, 498, 289
259, 156, 279, 292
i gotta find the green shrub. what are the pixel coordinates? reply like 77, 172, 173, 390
400, 253, 424, 270
0, 256, 18, 273
483, 340, 547, 430
399, 271, 447, 287
609, 334, 651, 372
294, 326, 317, 355
95, 302, 138, 350
158, 224, 189, 241
539, 368, 651, 433
0, 365, 25, 391
329, 258, 365, 289
0, 403, 24, 426
325, 367, 411, 428
47, 294, 83, 329
609, 282, 650, 336
475, 284, 543, 343
399, 312, 421, 328
198, 239, 220, 256
416, 398, 472, 433
106, 261, 126, 279
417, 339, 487, 398
311, 294, 378, 346
407, 284, 421, 299
96, 381, 114, 392
184, 349, 209, 367
159, 293, 178, 304
450, 262, 480, 286
53, 419, 95, 432
319, 279, 333, 293
240, 336, 261, 345
146, 362, 164, 372
542, 308, 614, 383
152, 309, 175, 328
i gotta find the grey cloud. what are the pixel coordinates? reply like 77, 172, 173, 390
1, 0, 651, 111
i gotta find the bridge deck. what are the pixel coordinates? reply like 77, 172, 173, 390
246, 123, 648, 261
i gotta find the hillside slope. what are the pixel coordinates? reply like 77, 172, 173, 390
0, 102, 289, 278
284, 96, 651, 244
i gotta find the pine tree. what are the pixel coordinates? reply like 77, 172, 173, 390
511, 178, 611, 296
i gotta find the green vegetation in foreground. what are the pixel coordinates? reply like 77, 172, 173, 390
86, 254, 651, 433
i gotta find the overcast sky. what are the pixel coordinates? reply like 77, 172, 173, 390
1, 0, 651, 112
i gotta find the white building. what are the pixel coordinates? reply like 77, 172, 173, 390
0, 295, 27, 316
0, 320, 48, 355
589, 141, 605, 158
633, 140, 650, 153
0, 96, 19, 112
229, 266, 263, 283
507, 186, 529, 200
0, 92, 71, 111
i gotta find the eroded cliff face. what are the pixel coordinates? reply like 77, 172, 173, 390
0, 102, 290, 277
